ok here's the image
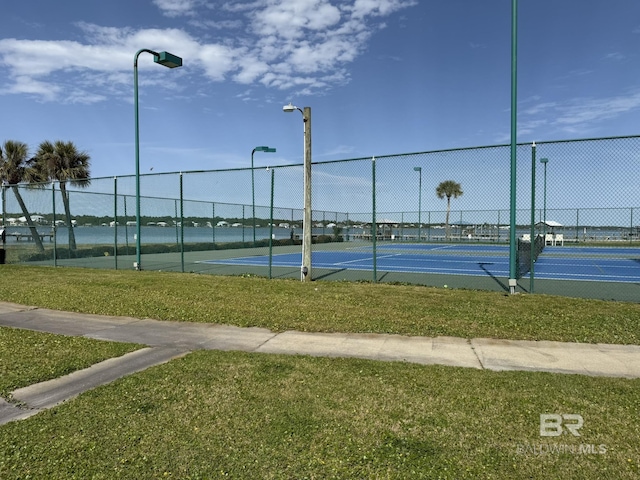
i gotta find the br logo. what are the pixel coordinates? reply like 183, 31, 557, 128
539, 414, 584, 437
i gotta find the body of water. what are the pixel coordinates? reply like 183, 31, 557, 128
2, 224, 636, 246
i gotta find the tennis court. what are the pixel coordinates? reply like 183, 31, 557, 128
199, 244, 640, 283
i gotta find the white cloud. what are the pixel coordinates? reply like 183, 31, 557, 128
519, 91, 640, 138
153, 0, 198, 17
0, 0, 417, 102
555, 93, 640, 126
604, 52, 625, 61
1, 76, 61, 101
350, 0, 418, 19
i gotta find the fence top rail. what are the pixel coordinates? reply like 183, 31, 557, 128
2, 133, 638, 188
40, 133, 636, 183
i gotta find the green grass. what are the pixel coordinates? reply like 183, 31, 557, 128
0, 265, 639, 344
1, 266, 639, 478
1, 351, 638, 479
0, 327, 142, 398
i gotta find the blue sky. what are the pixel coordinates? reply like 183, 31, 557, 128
1, 0, 640, 217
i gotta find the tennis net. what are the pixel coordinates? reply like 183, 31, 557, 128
516, 234, 545, 279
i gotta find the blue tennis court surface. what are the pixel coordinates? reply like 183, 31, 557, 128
199, 244, 640, 283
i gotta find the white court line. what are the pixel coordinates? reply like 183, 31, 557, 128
334, 253, 398, 266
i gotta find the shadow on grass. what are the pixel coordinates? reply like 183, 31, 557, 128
478, 262, 510, 293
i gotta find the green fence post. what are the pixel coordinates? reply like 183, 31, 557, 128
372, 156, 377, 282
268, 168, 275, 279
576, 209, 580, 242
630, 208, 634, 244
1, 185, 5, 263
530, 142, 536, 293
415, 166, 422, 243
1, 184, 5, 232
52, 182, 57, 267
174, 200, 179, 248
124, 197, 129, 251
114, 177, 118, 269
212, 203, 216, 244
180, 172, 184, 273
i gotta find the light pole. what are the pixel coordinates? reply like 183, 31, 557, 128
251, 146, 276, 246
508, 0, 518, 294
540, 157, 549, 237
413, 167, 422, 242
283, 102, 312, 282
134, 49, 182, 271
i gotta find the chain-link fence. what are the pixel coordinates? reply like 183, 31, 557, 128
2, 136, 639, 302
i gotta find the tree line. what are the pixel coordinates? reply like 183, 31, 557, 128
0, 140, 91, 253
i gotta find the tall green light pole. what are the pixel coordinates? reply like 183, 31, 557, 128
134, 49, 182, 271
413, 167, 422, 242
251, 146, 276, 246
283, 103, 312, 282
508, 0, 518, 294
540, 157, 549, 237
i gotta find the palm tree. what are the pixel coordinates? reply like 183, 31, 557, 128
0, 140, 46, 252
436, 180, 463, 240
35, 140, 91, 250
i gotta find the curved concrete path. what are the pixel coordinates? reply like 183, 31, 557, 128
1, 301, 639, 425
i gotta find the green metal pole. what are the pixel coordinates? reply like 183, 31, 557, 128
133, 50, 147, 271
1, 184, 5, 234
1, 185, 4, 250
530, 142, 536, 293
112, 179, 117, 267
414, 167, 422, 242
372, 157, 377, 282
124, 197, 129, 251
418, 170, 421, 242
180, 172, 184, 273
52, 182, 57, 267
251, 150, 256, 247
174, 200, 179, 247
508, 0, 519, 294
1, 185, 5, 253
541, 158, 548, 238
269, 168, 274, 279
133, 48, 182, 270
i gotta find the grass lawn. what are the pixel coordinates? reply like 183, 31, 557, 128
0, 265, 639, 344
0, 265, 639, 478
0, 351, 638, 479
0, 327, 142, 398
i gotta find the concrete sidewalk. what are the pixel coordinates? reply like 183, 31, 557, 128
1, 301, 639, 425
